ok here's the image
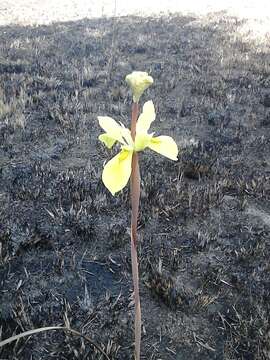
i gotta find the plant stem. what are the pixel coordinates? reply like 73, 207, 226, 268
130, 102, 141, 360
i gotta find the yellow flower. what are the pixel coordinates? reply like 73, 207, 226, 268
125, 71, 153, 103
98, 101, 178, 195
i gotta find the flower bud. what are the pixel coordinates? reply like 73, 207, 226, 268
125, 71, 153, 103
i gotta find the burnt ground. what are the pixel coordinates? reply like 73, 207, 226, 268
0, 12, 270, 360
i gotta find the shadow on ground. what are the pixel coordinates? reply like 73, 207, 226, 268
0, 12, 270, 360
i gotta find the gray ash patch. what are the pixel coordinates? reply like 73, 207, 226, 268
0, 12, 270, 360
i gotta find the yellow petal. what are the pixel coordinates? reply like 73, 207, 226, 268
98, 116, 124, 144
148, 136, 178, 161
134, 132, 152, 152
98, 134, 117, 149
102, 149, 133, 195
136, 100, 155, 134
120, 125, 134, 148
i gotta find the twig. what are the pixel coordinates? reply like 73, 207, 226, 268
0, 326, 110, 360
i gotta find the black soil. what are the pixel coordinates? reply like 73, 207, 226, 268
0, 12, 270, 360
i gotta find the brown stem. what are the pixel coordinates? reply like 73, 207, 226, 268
131, 102, 139, 141
130, 102, 141, 359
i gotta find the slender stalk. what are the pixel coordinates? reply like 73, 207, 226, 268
130, 103, 139, 143
130, 102, 141, 359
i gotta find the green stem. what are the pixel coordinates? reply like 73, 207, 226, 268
130, 102, 141, 359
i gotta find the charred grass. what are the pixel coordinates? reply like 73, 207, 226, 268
0, 12, 270, 360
